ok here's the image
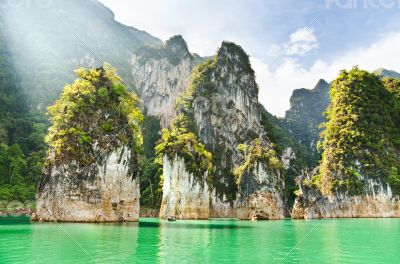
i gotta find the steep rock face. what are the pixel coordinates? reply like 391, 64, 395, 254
192, 47, 262, 147
159, 155, 210, 219
292, 171, 400, 219
193, 43, 284, 219
158, 42, 285, 219
234, 162, 285, 220
131, 36, 196, 127
189, 43, 265, 195
160, 157, 285, 220
33, 146, 140, 222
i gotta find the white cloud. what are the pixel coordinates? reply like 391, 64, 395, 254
266, 44, 282, 57
289, 27, 317, 43
286, 27, 318, 56
252, 31, 400, 117
97, 0, 270, 56
265, 28, 318, 58
97, 0, 400, 118
286, 42, 318, 56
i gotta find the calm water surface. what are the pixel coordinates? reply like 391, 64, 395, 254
0, 217, 399, 263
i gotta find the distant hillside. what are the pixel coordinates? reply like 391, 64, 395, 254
283, 79, 330, 163
373, 68, 400, 79
0, 0, 161, 109
0, 17, 47, 201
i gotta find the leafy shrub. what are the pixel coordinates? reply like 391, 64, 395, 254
234, 138, 284, 185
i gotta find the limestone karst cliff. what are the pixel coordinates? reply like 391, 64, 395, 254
131, 35, 201, 127
133, 35, 206, 209
34, 146, 141, 222
33, 64, 144, 222
3, 0, 400, 222
157, 42, 286, 220
292, 68, 400, 219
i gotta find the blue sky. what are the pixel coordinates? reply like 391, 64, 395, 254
99, 0, 400, 116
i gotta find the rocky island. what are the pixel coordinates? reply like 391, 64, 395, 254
156, 42, 286, 220
33, 64, 144, 222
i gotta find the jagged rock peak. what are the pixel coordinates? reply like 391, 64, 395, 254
165, 35, 191, 56
290, 79, 329, 98
314, 79, 329, 90
292, 67, 400, 219
135, 35, 193, 66
284, 78, 331, 164
217, 41, 254, 75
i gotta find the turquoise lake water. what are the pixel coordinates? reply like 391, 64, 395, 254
0, 217, 399, 263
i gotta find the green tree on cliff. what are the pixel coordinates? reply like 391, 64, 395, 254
155, 114, 212, 185
45, 63, 143, 167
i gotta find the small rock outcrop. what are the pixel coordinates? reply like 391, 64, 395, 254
33, 64, 144, 222
292, 170, 400, 219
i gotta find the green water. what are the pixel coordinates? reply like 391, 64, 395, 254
0, 217, 399, 263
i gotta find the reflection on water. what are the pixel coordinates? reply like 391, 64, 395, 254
140, 219, 250, 229
0, 217, 399, 263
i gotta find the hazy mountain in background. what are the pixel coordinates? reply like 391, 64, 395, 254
283, 79, 330, 162
374, 68, 400, 79
0, 0, 161, 109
